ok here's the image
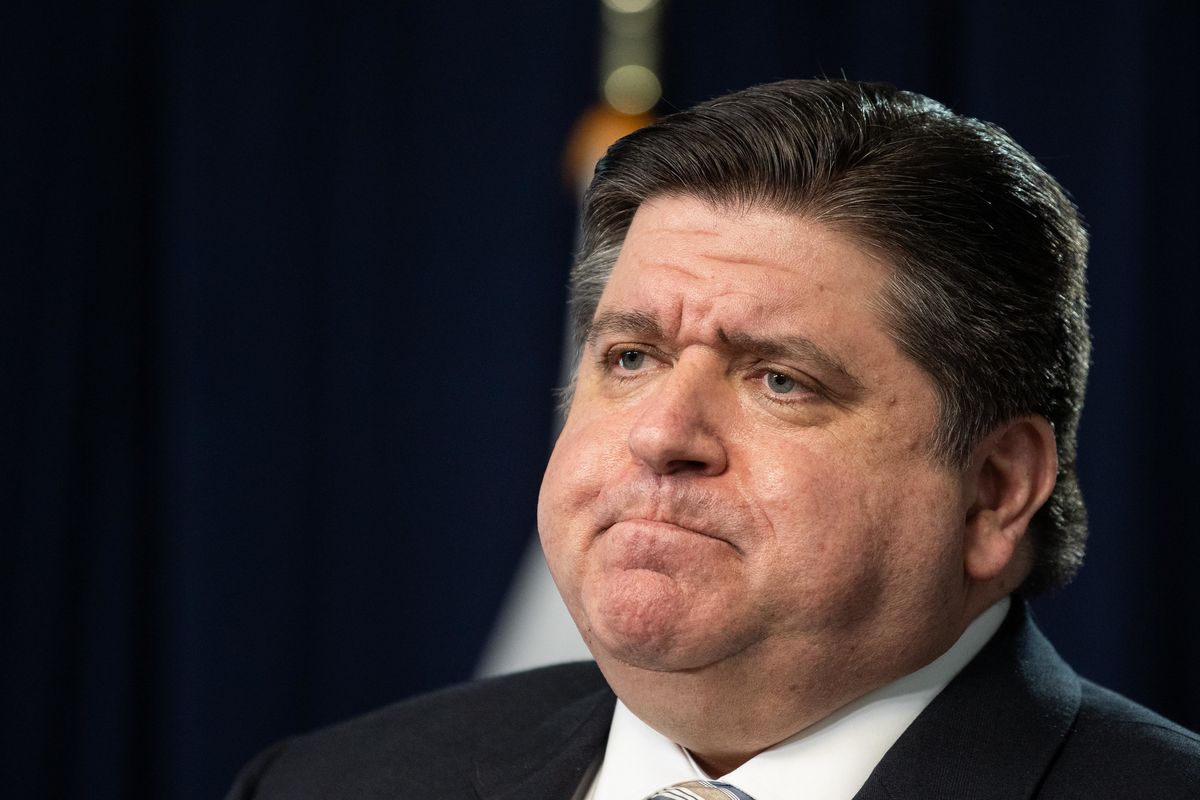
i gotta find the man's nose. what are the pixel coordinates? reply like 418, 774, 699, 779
626, 365, 729, 476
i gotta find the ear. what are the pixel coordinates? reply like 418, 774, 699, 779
962, 416, 1058, 584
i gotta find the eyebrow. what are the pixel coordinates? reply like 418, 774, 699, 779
585, 309, 865, 396
585, 310, 665, 346
719, 329, 865, 395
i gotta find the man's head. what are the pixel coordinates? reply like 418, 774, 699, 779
564, 78, 1089, 596
536, 78, 1088, 764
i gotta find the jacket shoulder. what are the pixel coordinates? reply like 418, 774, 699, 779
226, 661, 609, 800
1038, 680, 1200, 798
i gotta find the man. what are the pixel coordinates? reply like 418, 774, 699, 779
228, 79, 1200, 799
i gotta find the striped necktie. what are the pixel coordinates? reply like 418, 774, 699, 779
644, 780, 757, 800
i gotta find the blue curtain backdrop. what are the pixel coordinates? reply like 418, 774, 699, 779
3, 1, 1196, 798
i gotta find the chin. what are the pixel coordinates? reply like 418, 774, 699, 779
581, 572, 757, 673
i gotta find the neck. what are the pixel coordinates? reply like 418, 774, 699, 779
598, 596, 1011, 775
600, 638, 908, 773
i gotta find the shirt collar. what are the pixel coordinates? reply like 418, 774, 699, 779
587, 597, 1010, 800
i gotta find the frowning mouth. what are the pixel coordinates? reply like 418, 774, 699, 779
591, 479, 751, 556
605, 518, 741, 554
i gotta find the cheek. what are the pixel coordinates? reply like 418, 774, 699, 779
537, 411, 624, 565
745, 447, 872, 584
745, 442, 960, 623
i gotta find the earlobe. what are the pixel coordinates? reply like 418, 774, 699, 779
963, 416, 1058, 584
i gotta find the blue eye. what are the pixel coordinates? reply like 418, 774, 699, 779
766, 372, 797, 393
617, 351, 646, 371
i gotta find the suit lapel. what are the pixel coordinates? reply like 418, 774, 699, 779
854, 602, 1080, 800
472, 682, 616, 800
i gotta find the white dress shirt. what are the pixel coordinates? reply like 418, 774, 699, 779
580, 597, 1010, 800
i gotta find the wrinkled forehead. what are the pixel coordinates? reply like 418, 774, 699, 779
597, 196, 893, 321
587, 198, 911, 386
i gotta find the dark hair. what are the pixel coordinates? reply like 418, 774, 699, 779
569, 79, 1090, 595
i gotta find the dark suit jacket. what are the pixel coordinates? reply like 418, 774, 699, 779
227, 603, 1200, 798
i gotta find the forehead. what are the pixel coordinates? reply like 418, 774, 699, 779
597, 196, 893, 345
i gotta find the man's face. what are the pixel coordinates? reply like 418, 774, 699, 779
538, 195, 973, 685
